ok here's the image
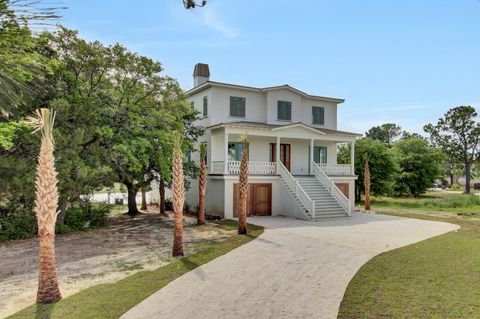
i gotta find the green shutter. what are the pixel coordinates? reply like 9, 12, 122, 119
312, 106, 324, 125
313, 146, 327, 164
278, 101, 292, 121
230, 97, 246, 117
203, 96, 208, 116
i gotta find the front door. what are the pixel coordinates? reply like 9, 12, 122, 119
270, 143, 291, 171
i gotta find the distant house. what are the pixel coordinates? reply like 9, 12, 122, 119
169, 64, 359, 220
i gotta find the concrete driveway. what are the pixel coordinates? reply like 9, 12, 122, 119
121, 213, 458, 319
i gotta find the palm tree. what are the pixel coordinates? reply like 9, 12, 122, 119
238, 133, 248, 235
197, 143, 206, 225
364, 154, 371, 210
172, 132, 185, 257
26, 108, 62, 304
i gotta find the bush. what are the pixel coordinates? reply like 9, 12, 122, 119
450, 184, 461, 191
59, 203, 111, 232
164, 197, 173, 211
0, 200, 112, 242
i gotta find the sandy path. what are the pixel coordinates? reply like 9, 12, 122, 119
0, 209, 234, 319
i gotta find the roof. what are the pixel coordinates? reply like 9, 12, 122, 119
185, 81, 345, 104
207, 121, 361, 137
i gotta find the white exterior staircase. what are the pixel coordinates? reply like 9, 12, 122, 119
277, 161, 351, 220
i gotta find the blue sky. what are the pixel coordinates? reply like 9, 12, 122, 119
62, 0, 480, 135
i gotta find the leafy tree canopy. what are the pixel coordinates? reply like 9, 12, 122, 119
365, 123, 402, 146
424, 106, 480, 193
392, 137, 444, 196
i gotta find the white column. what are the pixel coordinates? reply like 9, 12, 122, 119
276, 136, 280, 173
350, 140, 355, 175
224, 132, 229, 174
310, 139, 315, 174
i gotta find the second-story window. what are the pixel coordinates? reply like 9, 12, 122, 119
277, 101, 292, 121
312, 106, 325, 125
190, 101, 195, 110
203, 96, 208, 117
230, 96, 246, 117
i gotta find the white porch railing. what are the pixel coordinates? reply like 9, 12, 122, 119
316, 164, 353, 176
211, 161, 276, 175
278, 161, 315, 217
312, 161, 351, 215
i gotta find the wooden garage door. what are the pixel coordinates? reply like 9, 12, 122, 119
233, 183, 272, 217
335, 183, 350, 198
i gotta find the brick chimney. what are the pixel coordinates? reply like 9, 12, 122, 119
193, 63, 210, 87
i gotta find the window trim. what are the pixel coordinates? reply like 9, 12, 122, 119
229, 96, 246, 118
312, 106, 325, 125
277, 100, 292, 121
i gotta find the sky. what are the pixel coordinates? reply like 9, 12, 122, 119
61, 0, 480, 135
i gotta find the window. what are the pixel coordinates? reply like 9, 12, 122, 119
185, 149, 192, 161
312, 106, 325, 125
230, 96, 246, 117
203, 96, 208, 117
313, 146, 327, 164
277, 101, 292, 121
190, 101, 194, 110
228, 142, 249, 161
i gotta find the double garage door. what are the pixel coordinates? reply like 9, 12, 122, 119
233, 183, 272, 217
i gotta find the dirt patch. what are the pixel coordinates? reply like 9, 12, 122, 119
0, 208, 235, 318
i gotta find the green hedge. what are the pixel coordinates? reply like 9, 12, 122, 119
0, 202, 111, 242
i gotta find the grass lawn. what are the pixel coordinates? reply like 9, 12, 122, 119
338, 212, 480, 318
357, 191, 480, 215
8, 220, 263, 319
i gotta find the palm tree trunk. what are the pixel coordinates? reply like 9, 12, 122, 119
28, 109, 62, 304
198, 159, 206, 225
172, 136, 185, 257
141, 188, 148, 210
238, 134, 248, 235
364, 157, 371, 210
37, 230, 61, 303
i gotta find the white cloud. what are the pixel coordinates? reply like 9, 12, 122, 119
196, 8, 240, 38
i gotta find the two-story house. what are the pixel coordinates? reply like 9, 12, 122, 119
184, 63, 360, 220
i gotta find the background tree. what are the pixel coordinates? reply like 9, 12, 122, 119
172, 132, 185, 257
424, 106, 480, 194
237, 133, 248, 235
26, 108, 62, 304
338, 138, 397, 202
197, 142, 206, 225
365, 123, 402, 146
392, 137, 444, 196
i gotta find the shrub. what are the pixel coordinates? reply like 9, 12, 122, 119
0, 200, 111, 242
60, 203, 111, 232
450, 184, 461, 191
164, 197, 173, 211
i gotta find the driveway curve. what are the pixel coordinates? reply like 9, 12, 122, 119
121, 213, 458, 319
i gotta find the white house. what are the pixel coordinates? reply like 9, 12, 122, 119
184, 63, 360, 220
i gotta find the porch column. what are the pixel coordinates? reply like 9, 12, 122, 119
276, 136, 280, 173
310, 139, 314, 174
224, 132, 229, 174
350, 140, 355, 175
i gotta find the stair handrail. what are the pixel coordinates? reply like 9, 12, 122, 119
277, 161, 315, 216
311, 161, 351, 215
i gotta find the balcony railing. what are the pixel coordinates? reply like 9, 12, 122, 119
315, 164, 353, 176
210, 161, 354, 176
211, 161, 277, 175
